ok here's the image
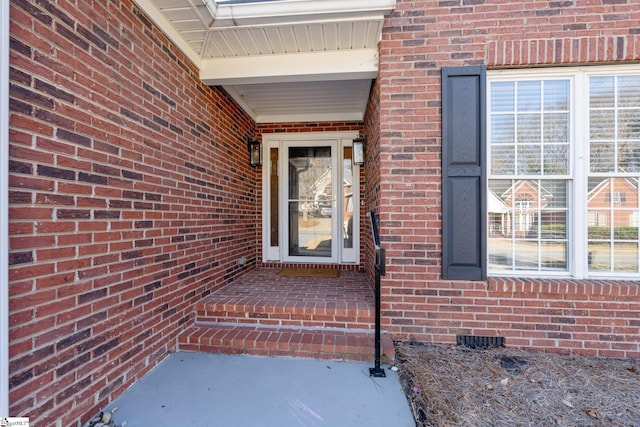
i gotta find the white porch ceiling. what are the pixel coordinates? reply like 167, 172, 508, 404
134, 0, 395, 122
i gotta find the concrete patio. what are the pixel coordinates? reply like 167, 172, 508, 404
95, 351, 414, 427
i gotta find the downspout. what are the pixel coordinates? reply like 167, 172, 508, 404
1, 0, 9, 416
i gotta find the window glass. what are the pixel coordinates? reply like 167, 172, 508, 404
588, 75, 640, 274
491, 81, 515, 111
488, 179, 568, 273
489, 79, 570, 274
590, 77, 615, 108
517, 81, 541, 111
343, 147, 353, 250
587, 176, 639, 273
544, 80, 569, 110
269, 147, 279, 247
489, 68, 640, 278
618, 75, 640, 107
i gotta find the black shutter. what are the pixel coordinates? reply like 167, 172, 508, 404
441, 66, 487, 280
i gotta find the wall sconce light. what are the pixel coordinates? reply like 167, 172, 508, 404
353, 136, 366, 166
247, 139, 262, 167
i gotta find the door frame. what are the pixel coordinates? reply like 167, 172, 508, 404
261, 131, 360, 265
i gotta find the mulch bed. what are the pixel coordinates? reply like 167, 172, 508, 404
394, 342, 640, 427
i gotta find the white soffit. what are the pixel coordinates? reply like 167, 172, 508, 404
134, 0, 395, 122
226, 79, 373, 123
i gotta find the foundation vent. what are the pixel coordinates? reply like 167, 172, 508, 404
456, 335, 504, 349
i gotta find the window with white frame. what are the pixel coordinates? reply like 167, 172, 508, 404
488, 67, 640, 278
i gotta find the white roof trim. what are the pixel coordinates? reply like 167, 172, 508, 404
205, 0, 396, 27
200, 48, 378, 85
134, 0, 202, 68
134, 0, 394, 72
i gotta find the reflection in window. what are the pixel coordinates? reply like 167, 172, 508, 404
588, 74, 640, 273
489, 77, 570, 274
270, 147, 279, 247
489, 179, 567, 272
490, 80, 569, 177
590, 75, 640, 174
343, 147, 354, 249
588, 178, 639, 273
288, 147, 332, 258
489, 70, 640, 277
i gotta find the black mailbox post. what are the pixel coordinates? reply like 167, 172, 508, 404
369, 211, 386, 378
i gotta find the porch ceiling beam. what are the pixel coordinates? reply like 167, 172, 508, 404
253, 111, 366, 124
200, 48, 379, 86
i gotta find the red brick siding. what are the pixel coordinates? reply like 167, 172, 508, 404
377, 0, 640, 357
258, 122, 364, 134
363, 78, 382, 282
8, 0, 257, 425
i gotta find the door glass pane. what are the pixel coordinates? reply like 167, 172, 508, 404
288, 146, 332, 257
343, 147, 354, 249
269, 147, 278, 247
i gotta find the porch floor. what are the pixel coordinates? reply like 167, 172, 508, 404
178, 268, 394, 362
97, 352, 414, 427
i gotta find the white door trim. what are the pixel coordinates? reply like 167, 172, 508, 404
262, 131, 360, 264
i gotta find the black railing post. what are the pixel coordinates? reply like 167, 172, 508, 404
369, 211, 386, 378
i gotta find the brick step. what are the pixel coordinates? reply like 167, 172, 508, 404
195, 294, 374, 330
177, 323, 395, 363
193, 268, 376, 330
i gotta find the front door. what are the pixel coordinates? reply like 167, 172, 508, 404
285, 143, 337, 262
262, 132, 359, 264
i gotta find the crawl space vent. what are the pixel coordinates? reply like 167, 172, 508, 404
456, 335, 505, 349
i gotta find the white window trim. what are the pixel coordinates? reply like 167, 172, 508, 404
488, 65, 640, 280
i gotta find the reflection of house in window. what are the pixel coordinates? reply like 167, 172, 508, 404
588, 178, 639, 227
499, 180, 552, 238
606, 191, 626, 205
488, 189, 509, 236
514, 195, 534, 232
588, 211, 608, 227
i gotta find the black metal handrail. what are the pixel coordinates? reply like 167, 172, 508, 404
368, 211, 386, 378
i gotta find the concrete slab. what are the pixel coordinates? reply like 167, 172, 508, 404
100, 352, 414, 427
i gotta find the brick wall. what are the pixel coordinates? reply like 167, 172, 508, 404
258, 122, 364, 135
7, 0, 640, 423
8, 0, 257, 425
377, 0, 640, 358
363, 78, 382, 281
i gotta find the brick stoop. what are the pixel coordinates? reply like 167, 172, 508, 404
178, 324, 395, 362
177, 268, 395, 362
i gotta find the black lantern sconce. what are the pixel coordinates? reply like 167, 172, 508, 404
353, 136, 366, 166
247, 139, 262, 167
